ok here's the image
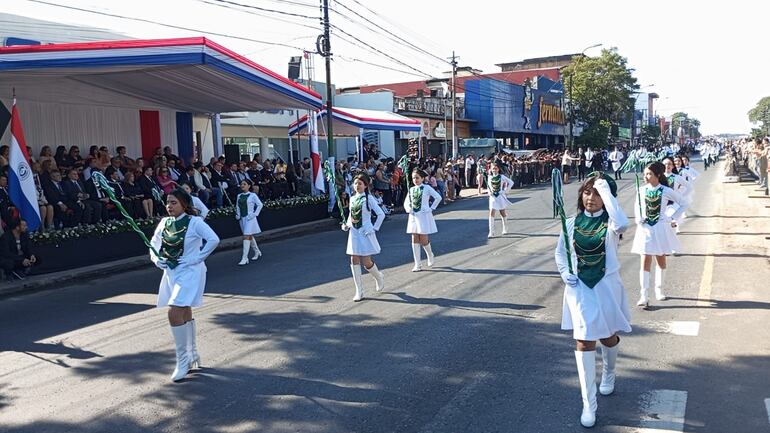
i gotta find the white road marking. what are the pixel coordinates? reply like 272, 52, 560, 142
637, 390, 688, 433
764, 398, 770, 425
666, 321, 700, 337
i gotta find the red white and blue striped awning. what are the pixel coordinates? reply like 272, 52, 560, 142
0, 37, 322, 112
288, 107, 421, 136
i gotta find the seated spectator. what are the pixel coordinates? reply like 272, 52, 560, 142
62, 146, 84, 169
193, 162, 221, 208
181, 182, 208, 219
42, 170, 81, 227
54, 145, 68, 169
121, 171, 145, 219
32, 163, 54, 230
115, 146, 135, 171
38, 146, 58, 170
208, 161, 228, 207
163, 146, 180, 166
0, 219, 39, 280
138, 166, 162, 218
105, 157, 126, 182
62, 168, 104, 224
177, 165, 198, 194
155, 167, 177, 195
167, 159, 181, 182
0, 174, 15, 227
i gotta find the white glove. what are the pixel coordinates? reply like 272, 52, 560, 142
593, 178, 611, 195
341, 224, 350, 232
561, 272, 578, 288
155, 258, 169, 270
361, 227, 373, 236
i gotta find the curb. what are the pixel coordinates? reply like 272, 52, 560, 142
0, 218, 338, 298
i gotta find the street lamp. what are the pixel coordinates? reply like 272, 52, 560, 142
568, 43, 602, 149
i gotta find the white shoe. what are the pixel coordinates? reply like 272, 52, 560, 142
368, 263, 385, 292
250, 239, 261, 260
411, 265, 422, 272
251, 250, 262, 261
238, 257, 249, 266
238, 240, 250, 265
654, 290, 667, 301
411, 243, 422, 272
423, 244, 435, 267
351, 264, 364, 302
636, 296, 648, 307
188, 320, 201, 369
170, 323, 192, 382
599, 344, 618, 396
575, 350, 597, 428
654, 268, 667, 300
488, 231, 494, 238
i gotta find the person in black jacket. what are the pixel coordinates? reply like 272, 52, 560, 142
138, 166, 161, 218
42, 170, 82, 227
61, 168, 102, 224
0, 219, 39, 280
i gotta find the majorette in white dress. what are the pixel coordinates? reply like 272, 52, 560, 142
151, 214, 220, 308
630, 184, 687, 256
555, 182, 632, 341
488, 174, 514, 210
345, 192, 385, 256
405, 184, 442, 234
664, 172, 692, 227
236, 191, 263, 235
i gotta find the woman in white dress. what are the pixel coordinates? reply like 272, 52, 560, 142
235, 179, 264, 266
405, 168, 442, 271
487, 163, 514, 238
341, 173, 385, 302
555, 173, 630, 428
150, 188, 220, 382
181, 182, 209, 219
662, 157, 692, 232
631, 162, 688, 307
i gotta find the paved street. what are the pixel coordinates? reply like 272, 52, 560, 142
1, 161, 769, 433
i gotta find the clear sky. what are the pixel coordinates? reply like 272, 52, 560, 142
5, 0, 769, 135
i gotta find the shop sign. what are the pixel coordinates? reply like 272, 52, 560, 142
536, 96, 566, 128
433, 122, 446, 138
421, 120, 430, 138
400, 130, 419, 139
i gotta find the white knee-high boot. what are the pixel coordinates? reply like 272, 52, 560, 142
238, 239, 250, 265
637, 270, 650, 306
500, 215, 508, 234
367, 263, 385, 292
575, 350, 597, 428
654, 267, 667, 300
351, 264, 364, 301
411, 243, 422, 272
423, 243, 435, 267
250, 238, 262, 260
599, 343, 619, 395
170, 323, 192, 382
187, 319, 201, 369
488, 217, 495, 238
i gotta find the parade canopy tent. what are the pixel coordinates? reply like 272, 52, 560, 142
288, 107, 420, 136
0, 37, 322, 112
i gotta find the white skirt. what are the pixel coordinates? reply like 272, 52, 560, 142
561, 272, 632, 341
631, 220, 681, 256
346, 228, 381, 256
157, 263, 207, 308
488, 193, 511, 210
406, 211, 438, 234
239, 217, 261, 236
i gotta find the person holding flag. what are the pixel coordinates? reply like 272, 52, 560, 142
7, 98, 42, 231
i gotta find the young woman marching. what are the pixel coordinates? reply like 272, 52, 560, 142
631, 161, 688, 307
662, 157, 692, 233
150, 188, 220, 382
341, 173, 385, 302
235, 179, 264, 265
487, 162, 514, 238
405, 168, 442, 272
555, 173, 630, 428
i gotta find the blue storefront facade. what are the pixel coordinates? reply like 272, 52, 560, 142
465, 76, 567, 150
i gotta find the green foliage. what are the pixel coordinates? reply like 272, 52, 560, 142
640, 124, 661, 145
563, 48, 638, 130
748, 96, 770, 134
670, 112, 701, 139
576, 120, 612, 148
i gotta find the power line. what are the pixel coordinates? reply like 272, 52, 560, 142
206, 0, 318, 20
197, 0, 321, 31
24, 0, 307, 50
335, 55, 428, 79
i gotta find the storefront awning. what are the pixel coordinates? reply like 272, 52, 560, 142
288, 107, 421, 136
0, 37, 322, 112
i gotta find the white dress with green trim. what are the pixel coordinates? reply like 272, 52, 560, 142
235, 192, 263, 236
150, 214, 220, 308
555, 185, 631, 341
404, 184, 442, 234
487, 174, 514, 210
345, 192, 385, 256
630, 184, 687, 255
664, 172, 692, 226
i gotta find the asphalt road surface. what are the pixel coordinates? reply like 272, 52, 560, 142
1, 160, 768, 433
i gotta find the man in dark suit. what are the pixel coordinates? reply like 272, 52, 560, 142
0, 219, 40, 280
176, 166, 198, 194
62, 168, 103, 224
0, 174, 15, 227
42, 170, 82, 227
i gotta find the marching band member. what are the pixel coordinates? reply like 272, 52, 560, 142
405, 168, 442, 271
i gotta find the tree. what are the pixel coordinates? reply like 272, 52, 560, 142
562, 48, 638, 147
670, 112, 701, 140
748, 96, 770, 135
640, 124, 661, 145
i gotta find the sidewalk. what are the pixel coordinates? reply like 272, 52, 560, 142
0, 218, 339, 297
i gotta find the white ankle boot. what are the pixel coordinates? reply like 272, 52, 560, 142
250, 239, 262, 260
367, 263, 385, 292
411, 243, 422, 272
423, 243, 435, 267
500, 216, 508, 234
238, 240, 250, 265
170, 323, 192, 382
188, 319, 201, 369
654, 267, 667, 300
575, 350, 597, 428
599, 344, 618, 396
488, 217, 495, 238
351, 264, 364, 301
637, 270, 650, 307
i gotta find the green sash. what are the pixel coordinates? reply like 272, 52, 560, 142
490, 175, 501, 197
410, 185, 424, 212
237, 193, 249, 218
350, 194, 366, 229
644, 187, 663, 226
573, 211, 609, 288
160, 215, 191, 269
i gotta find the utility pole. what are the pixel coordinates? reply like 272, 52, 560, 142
319, 0, 334, 157
449, 51, 458, 158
